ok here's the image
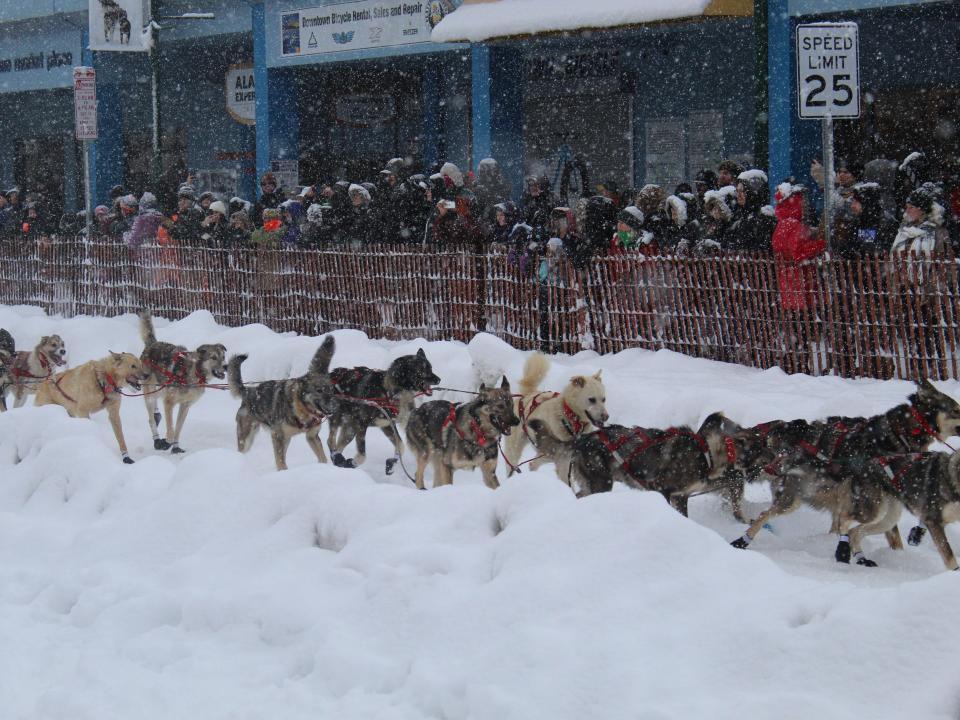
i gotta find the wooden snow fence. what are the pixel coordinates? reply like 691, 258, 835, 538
1, 236, 957, 381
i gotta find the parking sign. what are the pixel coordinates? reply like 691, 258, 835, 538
796, 22, 860, 119
73, 66, 98, 140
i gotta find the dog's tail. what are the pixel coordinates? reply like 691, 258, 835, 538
308, 335, 336, 377
519, 352, 550, 397
227, 354, 248, 400
138, 309, 157, 347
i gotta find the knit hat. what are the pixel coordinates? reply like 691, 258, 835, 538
119, 193, 139, 208
177, 185, 196, 201
905, 188, 934, 214
262, 208, 281, 221
208, 200, 227, 216
618, 206, 644, 232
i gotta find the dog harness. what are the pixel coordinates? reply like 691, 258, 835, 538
441, 404, 489, 447
907, 405, 940, 441
331, 367, 401, 417
875, 453, 928, 492
596, 427, 730, 481
518, 391, 587, 444
143, 352, 206, 387
11, 352, 53, 382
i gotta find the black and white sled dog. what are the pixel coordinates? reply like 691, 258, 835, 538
228, 336, 340, 471
0, 328, 15, 412
569, 413, 748, 514
326, 348, 441, 474
139, 310, 227, 453
840, 451, 960, 571
730, 379, 960, 565
406, 377, 520, 490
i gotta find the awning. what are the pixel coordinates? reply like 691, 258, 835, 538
431, 0, 752, 44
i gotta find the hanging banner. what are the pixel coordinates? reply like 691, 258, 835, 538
88, 0, 149, 53
226, 64, 256, 125
280, 0, 440, 57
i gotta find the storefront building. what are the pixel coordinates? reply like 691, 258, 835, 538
0, 0, 956, 213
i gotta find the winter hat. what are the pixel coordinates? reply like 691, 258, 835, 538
439, 162, 464, 188
4, 187, 19, 199
851, 182, 880, 205
636, 184, 666, 216
262, 208, 281, 221
199, 191, 215, 204
618, 206, 645, 232
905, 188, 934, 214
694, 170, 718, 191
703, 186, 737, 220
306, 203, 324, 224
774, 181, 805, 203
899, 151, 929, 188
348, 184, 371, 203
178, 185, 196, 201
665, 195, 689, 226
94, 205, 109, 217
138, 192, 158, 211
119, 193, 139, 209
109, 184, 125, 200
208, 200, 227, 216
230, 210, 251, 229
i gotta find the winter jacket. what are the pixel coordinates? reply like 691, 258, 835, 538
126, 193, 165, 247
169, 206, 204, 246
252, 188, 284, 226
833, 193, 898, 258
772, 193, 825, 311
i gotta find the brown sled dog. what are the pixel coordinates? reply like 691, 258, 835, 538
406, 377, 520, 490
34, 351, 148, 463
6, 334, 68, 409
139, 310, 227, 453
228, 336, 339, 471
503, 352, 609, 486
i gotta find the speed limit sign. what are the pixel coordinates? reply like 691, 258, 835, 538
796, 22, 860, 119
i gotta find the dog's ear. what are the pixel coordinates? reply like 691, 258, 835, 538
478, 382, 487, 394
916, 378, 939, 396
40, 336, 49, 345
697, 411, 725, 436
217, 344, 226, 354
500, 375, 510, 391
593, 370, 602, 380
570, 376, 586, 388
416, 348, 426, 359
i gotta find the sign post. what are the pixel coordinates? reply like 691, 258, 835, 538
796, 21, 860, 251
73, 66, 98, 241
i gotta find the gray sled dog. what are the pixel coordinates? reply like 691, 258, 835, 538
228, 336, 339, 471
503, 352, 608, 485
6, 334, 68, 408
327, 349, 441, 474
837, 451, 960, 571
0, 328, 15, 411
406, 377, 519, 490
570, 413, 748, 513
139, 310, 227, 453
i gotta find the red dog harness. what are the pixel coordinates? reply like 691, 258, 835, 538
876, 453, 927, 492
442, 404, 489, 447
518, 391, 587, 442
12, 352, 53, 382
597, 427, 732, 480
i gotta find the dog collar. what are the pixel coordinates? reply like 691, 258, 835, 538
562, 401, 585, 437
724, 436, 737, 467
908, 405, 940, 440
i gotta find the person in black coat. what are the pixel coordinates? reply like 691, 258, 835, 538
522, 175, 558, 230
168, 186, 204, 245
833, 182, 898, 257
727, 170, 776, 252
251, 172, 284, 226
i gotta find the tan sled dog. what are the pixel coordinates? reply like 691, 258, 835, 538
503, 352, 609, 485
7, 334, 68, 408
35, 352, 147, 464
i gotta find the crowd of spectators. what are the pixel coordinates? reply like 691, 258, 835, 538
1, 151, 959, 277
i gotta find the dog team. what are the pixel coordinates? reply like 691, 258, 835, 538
2, 315, 960, 573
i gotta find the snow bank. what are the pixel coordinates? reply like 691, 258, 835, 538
1, 305, 960, 719
432, 0, 712, 43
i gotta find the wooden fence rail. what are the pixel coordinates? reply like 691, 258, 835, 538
1, 236, 957, 380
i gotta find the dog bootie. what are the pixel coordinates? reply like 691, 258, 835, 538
835, 537, 851, 564
332, 453, 356, 469
385, 457, 398, 475
170, 443, 185, 455
122, 454, 135, 465
154, 438, 171, 451
730, 535, 751, 549
855, 554, 877, 567
908, 526, 926, 546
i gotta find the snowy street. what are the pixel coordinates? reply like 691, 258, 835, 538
1, 305, 958, 720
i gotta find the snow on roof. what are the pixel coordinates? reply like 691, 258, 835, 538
431, 0, 713, 43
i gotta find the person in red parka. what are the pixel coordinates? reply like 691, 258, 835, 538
772, 182, 824, 311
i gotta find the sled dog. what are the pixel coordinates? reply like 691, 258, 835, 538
139, 310, 227, 453
34, 351, 147, 463
7, 334, 68, 408
406, 377, 519, 490
228, 336, 339, 471
327, 348, 441, 474
504, 352, 608, 485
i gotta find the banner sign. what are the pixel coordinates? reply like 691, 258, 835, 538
88, 0, 149, 52
0, 26, 82, 93
73, 67, 98, 140
796, 22, 860, 119
226, 64, 256, 125
280, 0, 442, 57
270, 160, 299, 193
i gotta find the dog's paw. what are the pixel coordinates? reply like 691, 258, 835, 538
908, 526, 926, 546
385, 458, 397, 475
122, 455, 135, 465
835, 540, 851, 564
170, 446, 185, 455
332, 453, 356, 469
856, 556, 878, 568
730, 536, 750, 549
154, 438, 171, 451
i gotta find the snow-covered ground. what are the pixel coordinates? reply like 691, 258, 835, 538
1, 305, 959, 720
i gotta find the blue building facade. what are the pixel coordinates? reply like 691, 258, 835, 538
0, 0, 956, 214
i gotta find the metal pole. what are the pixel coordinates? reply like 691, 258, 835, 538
83, 139, 93, 240
821, 112, 834, 252
150, 28, 161, 188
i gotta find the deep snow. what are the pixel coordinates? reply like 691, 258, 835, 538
1, 305, 959, 720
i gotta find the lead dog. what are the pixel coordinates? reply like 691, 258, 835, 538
503, 352, 609, 485
569, 413, 747, 513
6, 334, 68, 409
228, 336, 339, 471
34, 351, 147, 463
327, 349, 441, 474
139, 310, 227, 453
839, 451, 960, 571
730, 380, 960, 561
406, 377, 520, 490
